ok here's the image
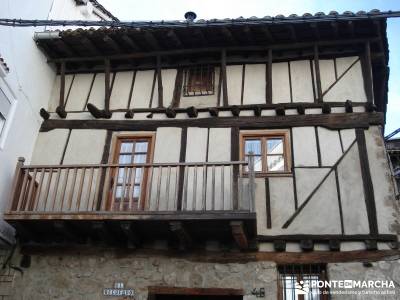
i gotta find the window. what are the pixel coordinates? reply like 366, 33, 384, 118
183, 65, 215, 96
240, 130, 291, 175
278, 265, 328, 300
0, 87, 11, 139
110, 134, 154, 211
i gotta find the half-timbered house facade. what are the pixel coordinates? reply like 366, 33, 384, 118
2, 9, 400, 299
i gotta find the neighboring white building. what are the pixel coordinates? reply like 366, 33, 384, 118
0, 0, 116, 245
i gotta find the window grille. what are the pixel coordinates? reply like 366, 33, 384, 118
183, 65, 215, 97
278, 264, 328, 300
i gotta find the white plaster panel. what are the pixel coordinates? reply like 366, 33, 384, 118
109, 71, 134, 110
365, 126, 397, 234
180, 67, 220, 108
208, 128, 231, 162
292, 127, 318, 167
48, 75, 74, 111
337, 143, 369, 234
340, 129, 356, 152
31, 129, 70, 165
65, 74, 93, 111
153, 127, 181, 163
267, 177, 295, 235
290, 60, 313, 102
130, 70, 155, 109
318, 127, 343, 166
152, 69, 177, 108
186, 128, 208, 162
243, 64, 266, 104
340, 242, 365, 251
295, 168, 330, 206
226, 65, 243, 105
87, 73, 105, 109
272, 62, 290, 103
318, 59, 336, 93
324, 60, 367, 103
63, 130, 107, 164
290, 172, 342, 234
336, 56, 358, 75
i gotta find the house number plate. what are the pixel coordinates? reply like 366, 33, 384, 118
103, 282, 135, 297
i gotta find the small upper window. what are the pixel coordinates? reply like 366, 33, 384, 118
183, 65, 215, 97
240, 130, 291, 175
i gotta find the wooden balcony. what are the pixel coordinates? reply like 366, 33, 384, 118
4, 158, 257, 249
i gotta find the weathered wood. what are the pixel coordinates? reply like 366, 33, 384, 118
186, 106, 198, 118
165, 107, 177, 118
253, 106, 262, 117
296, 105, 305, 115
322, 103, 331, 114
266, 49, 272, 104
365, 102, 376, 113
59, 61, 66, 109
104, 58, 111, 112
265, 178, 271, 228
54, 221, 77, 241
231, 105, 240, 117
120, 222, 140, 248
148, 286, 244, 296
121, 34, 140, 51
275, 106, 285, 116
300, 239, 314, 251
274, 240, 286, 252
103, 35, 122, 53
87, 103, 105, 119
171, 68, 183, 108
124, 110, 134, 118
231, 127, 239, 210
230, 221, 248, 249
167, 30, 182, 48
170, 221, 192, 249
91, 221, 114, 244
221, 49, 228, 107
345, 100, 353, 113
314, 45, 323, 102
363, 41, 374, 104
39, 108, 50, 120
257, 234, 397, 242
55, 106, 67, 119
356, 129, 378, 236
209, 107, 219, 117
177, 128, 187, 211
365, 239, 378, 251
329, 239, 341, 251
40, 112, 385, 132
156, 55, 163, 108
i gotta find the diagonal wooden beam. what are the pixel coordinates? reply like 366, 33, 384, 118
230, 221, 249, 249
314, 44, 323, 103
156, 56, 163, 107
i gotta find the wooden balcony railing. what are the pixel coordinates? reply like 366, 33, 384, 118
6, 157, 256, 217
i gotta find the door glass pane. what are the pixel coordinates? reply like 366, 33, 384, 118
134, 154, 147, 164
267, 155, 285, 171
267, 138, 284, 154
245, 139, 261, 155
119, 155, 132, 164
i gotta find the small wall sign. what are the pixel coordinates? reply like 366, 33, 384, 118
103, 282, 135, 298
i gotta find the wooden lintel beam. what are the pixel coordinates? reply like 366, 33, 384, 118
221, 49, 228, 107
103, 35, 122, 53
40, 112, 384, 133
120, 222, 140, 248
156, 55, 163, 107
170, 221, 192, 249
230, 221, 248, 250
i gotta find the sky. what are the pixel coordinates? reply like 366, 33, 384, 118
101, 0, 400, 137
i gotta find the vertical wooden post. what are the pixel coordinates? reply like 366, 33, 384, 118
364, 41, 374, 104
266, 48, 272, 104
156, 55, 164, 108
104, 58, 111, 112
314, 45, 323, 103
9, 157, 25, 211
59, 61, 66, 108
221, 49, 228, 107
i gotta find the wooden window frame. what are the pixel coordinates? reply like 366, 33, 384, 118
183, 65, 215, 97
108, 132, 156, 211
239, 130, 292, 177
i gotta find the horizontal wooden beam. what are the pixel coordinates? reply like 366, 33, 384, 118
40, 112, 384, 132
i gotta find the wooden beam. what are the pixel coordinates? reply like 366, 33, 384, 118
356, 129, 378, 236
259, 26, 274, 43
40, 112, 385, 132
165, 107, 177, 118
104, 58, 111, 112
103, 35, 122, 53
209, 107, 219, 117
220, 27, 236, 45
81, 37, 101, 56
300, 239, 314, 251
310, 23, 320, 40
314, 44, 323, 103
91, 221, 114, 244
156, 56, 163, 107
286, 24, 297, 42
231, 105, 240, 117
266, 49, 272, 104
363, 41, 374, 104
186, 106, 198, 118
167, 30, 182, 48
330, 22, 339, 38
329, 240, 341, 251
170, 68, 183, 108
39, 108, 50, 120
345, 99, 353, 113
59, 61, 66, 109
169, 221, 192, 249
230, 221, 248, 249
53, 221, 79, 242
221, 49, 228, 107
144, 31, 160, 50
274, 240, 286, 252
121, 34, 140, 51
120, 222, 140, 248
